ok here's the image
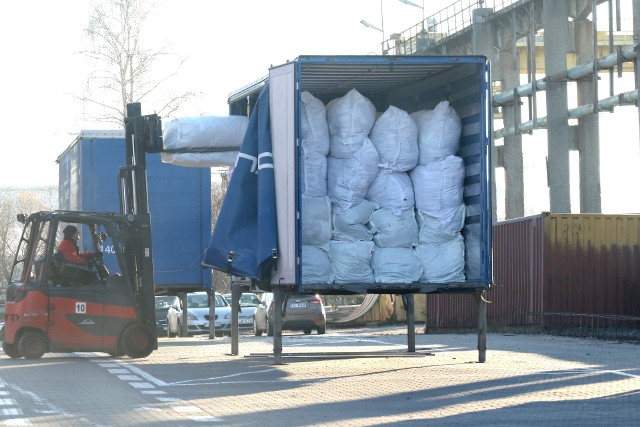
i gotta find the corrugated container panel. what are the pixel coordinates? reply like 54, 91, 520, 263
57, 131, 212, 292
543, 213, 640, 317
424, 213, 640, 328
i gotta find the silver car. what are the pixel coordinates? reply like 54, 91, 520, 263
166, 292, 231, 337
222, 292, 261, 333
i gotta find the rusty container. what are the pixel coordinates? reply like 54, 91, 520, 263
425, 213, 640, 328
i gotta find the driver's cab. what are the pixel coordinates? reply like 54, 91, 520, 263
17, 216, 123, 290
6, 212, 133, 351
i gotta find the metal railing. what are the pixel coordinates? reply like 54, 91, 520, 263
383, 0, 525, 54
514, 312, 640, 342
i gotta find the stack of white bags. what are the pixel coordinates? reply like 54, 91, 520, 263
160, 88, 466, 285
301, 89, 466, 284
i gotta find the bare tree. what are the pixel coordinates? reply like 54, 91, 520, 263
0, 189, 53, 292
81, 0, 195, 125
210, 174, 230, 293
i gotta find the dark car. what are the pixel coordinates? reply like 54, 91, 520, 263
155, 295, 174, 336
253, 293, 326, 336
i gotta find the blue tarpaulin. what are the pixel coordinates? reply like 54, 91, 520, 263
202, 84, 278, 281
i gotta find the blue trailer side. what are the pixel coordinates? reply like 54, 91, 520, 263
57, 130, 211, 293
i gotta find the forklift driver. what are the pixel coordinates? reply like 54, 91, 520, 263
58, 225, 102, 266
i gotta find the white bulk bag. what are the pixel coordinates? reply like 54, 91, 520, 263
327, 89, 377, 158
160, 151, 239, 168
366, 170, 415, 215
163, 115, 248, 151
301, 91, 330, 156
301, 245, 332, 284
329, 240, 375, 284
410, 155, 465, 217
301, 147, 327, 197
415, 234, 465, 283
332, 199, 378, 242
369, 106, 418, 172
301, 196, 332, 249
372, 247, 423, 283
327, 138, 380, 212
368, 208, 418, 248
413, 100, 462, 164
416, 204, 466, 245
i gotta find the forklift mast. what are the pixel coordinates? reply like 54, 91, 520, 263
121, 102, 163, 332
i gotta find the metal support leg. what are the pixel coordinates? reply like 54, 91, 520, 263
475, 290, 487, 363
230, 285, 240, 355
405, 294, 415, 352
179, 292, 188, 338
273, 288, 284, 365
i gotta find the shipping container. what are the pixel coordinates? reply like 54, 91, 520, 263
57, 130, 212, 293
224, 55, 493, 295
424, 212, 640, 330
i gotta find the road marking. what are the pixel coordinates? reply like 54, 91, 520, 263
128, 382, 155, 389
155, 397, 182, 402
2, 417, 30, 426
117, 375, 141, 381
89, 357, 225, 423
190, 415, 224, 422
172, 405, 201, 413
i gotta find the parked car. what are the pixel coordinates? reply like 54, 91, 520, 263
254, 293, 326, 336
166, 292, 231, 337
222, 292, 261, 333
154, 295, 174, 336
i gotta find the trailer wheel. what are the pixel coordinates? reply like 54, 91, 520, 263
2, 340, 23, 359
17, 331, 47, 359
267, 320, 274, 337
121, 324, 155, 358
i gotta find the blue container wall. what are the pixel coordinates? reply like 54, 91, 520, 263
58, 135, 212, 291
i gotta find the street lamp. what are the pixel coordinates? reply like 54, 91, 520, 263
360, 19, 384, 33
398, 0, 425, 24
360, 0, 386, 54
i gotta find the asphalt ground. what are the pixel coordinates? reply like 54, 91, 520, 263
1, 325, 639, 426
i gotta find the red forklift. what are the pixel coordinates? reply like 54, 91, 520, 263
2, 103, 162, 359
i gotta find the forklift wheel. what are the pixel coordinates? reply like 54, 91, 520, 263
17, 331, 48, 359
2, 340, 23, 359
121, 324, 155, 358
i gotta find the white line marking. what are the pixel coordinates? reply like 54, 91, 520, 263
190, 416, 224, 423
107, 369, 130, 374
128, 382, 155, 389
141, 390, 167, 395
120, 363, 168, 386
155, 397, 182, 402
0, 399, 17, 406
172, 406, 201, 413
170, 368, 279, 385
2, 417, 31, 426
117, 375, 141, 381
0, 408, 22, 416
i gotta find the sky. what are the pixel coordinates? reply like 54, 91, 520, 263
0, 0, 431, 188
0, 0, 638, 215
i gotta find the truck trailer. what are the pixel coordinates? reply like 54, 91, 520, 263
202, 55, 493, 360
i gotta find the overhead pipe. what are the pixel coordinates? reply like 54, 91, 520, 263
494, 89, 638, 139
492, 43, 638, 106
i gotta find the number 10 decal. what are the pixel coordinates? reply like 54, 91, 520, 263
76, 302, 87, 314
